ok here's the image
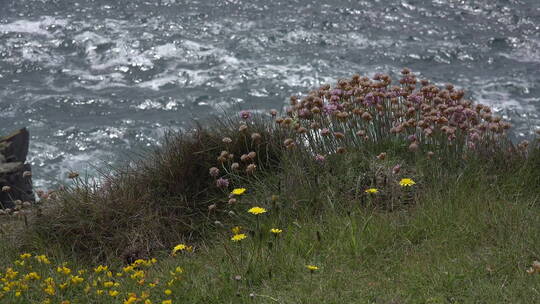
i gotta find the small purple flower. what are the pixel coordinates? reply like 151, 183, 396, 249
330, 89, 342, 96
330, 95, 340, 103
209, 167, 220, 178
323, 103, 338, 115
407, 134, 417, 142
240, 110, 252, 120
216, 178, 229, 188
407, 94, 423, 104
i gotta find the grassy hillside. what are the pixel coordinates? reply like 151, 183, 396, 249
0, 70, 539, 303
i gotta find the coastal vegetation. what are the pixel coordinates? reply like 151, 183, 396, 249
0, 69, 539, 303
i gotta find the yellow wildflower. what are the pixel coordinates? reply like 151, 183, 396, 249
124, 296, 138, 304
231, 226, 242, 234
399, 178, 416, 187
164, 289, 172, 295
248, 206, 267, 215
109, 290, 119, 297
15, 291, 21, 297
96, 289, 104, 295
19, 253, 31, 259
306, 265, 319, 271
145, 300, 153, 304
57, 266, 71, 275
162, 300, 172, 304
231, 188, 246, 195
43, 286, 55, 296
231, 233, 247, 242
94, 265, 108, 273
24, 272, 40, 281
270, 228, 282, 234
71, 275, 84, 284
171, 244, 188, 256
59, 282, 68, 289
35, 255, 50, 264
364, 188, 378, 194
103, 281, 114, 288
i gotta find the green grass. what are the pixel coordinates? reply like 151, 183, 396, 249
0, 134, 539, 303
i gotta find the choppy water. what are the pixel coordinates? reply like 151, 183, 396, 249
1, 0, 539, 189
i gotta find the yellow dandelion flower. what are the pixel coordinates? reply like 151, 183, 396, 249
306, 265, 319, 271
96, 289, 104, 295
60, 301, 70, 304
162, 300, 172, 304
124, 296, 138, 304
59, 283, 68, 289
164, 289, 172, 295
148, 283, 157, 288
15, 291, 21, 297
231, 226, 242, 234
270, 228, 283, 234
109, 290, 119, 297
399, 178, 416, 187
57, 266, 71, 275
19, 253, 31, 259
171, 244, 188, 256
103, 281, 114, 288
24, 272, 40, 281
70, 275, 84, 284
145, 300, 153, 304
35, 255, 50, 264
94, 265, 108, 273
43, 286, 55, 296
231, 233, 247, 242
231, 188, 246, 195
364, 188, 378, 194
248, 206, 267, 215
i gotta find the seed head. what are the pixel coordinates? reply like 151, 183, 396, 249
231, 162, 240, 171
222, 137, 233, 144
251, 133, 261, 142
246, 164, 257, 174
248, 151, 257, 159
209, 167, 220, 178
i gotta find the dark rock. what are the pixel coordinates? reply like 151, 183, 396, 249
0, 128, 34, 209
0, 128, 29, 162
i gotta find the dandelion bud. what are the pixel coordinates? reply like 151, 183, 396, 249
251, 133, 261, 142
231, 162, 240, 171
334, 132, 345, 139
228, 198, 237, 205
68, 172, 79, 179
248, 151, 257, 159
238, 124, 248, 132
240, 154, 250, 162
408, 142, 419, 152
22, 171, 32, 178
376, 152, 386, 160
269, 109, 278, 116
427, 151, 435, 159
216, 178, 229, 188
1, 186, 11, 192
209, 167, 220, 177
222, 137, 233, 144
246, 164, 257, 174
336, 147, 346, 154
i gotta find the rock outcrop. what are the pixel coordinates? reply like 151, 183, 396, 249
0, 128, 34, 209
